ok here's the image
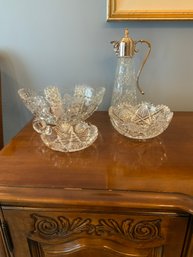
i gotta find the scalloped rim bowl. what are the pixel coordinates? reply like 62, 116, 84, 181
18, 85, 105, 152
109, 102, 173, 140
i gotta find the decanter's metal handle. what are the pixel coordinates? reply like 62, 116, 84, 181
135, 40, 151, 95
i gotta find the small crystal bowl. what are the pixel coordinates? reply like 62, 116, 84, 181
109, 101, 173, 140
18, 85, 105, 152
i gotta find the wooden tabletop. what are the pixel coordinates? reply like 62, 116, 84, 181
0, 111, 192, 213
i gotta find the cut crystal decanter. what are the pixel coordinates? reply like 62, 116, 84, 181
18, 85, 105, 152
109, 29, 173, 140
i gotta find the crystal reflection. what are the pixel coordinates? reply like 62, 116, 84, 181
110, 132, 167, 173
30, 128, 166, 172
31, 132, 103, 169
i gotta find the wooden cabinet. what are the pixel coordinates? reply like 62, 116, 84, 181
1, 207, 190, 257
0, 112, 192, 257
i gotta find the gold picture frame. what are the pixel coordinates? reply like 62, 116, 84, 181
107, 0, 193, 20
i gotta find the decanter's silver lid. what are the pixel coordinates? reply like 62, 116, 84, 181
111, 28, 136, 57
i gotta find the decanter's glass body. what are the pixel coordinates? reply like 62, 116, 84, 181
111, 57, 137, 107
109, 29, 173, 140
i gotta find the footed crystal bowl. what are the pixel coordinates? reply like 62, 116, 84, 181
109, 101, 173, 140
18, 85, 105, 152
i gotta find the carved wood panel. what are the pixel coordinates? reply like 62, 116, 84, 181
1, 207, 189, 257
28, 213, 164, 257
30, 214, 162, 242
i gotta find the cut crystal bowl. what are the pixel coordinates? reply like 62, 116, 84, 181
109, 101, 173, 140
18, 85, 105, 152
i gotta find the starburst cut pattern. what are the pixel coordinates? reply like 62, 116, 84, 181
109, 101, 173, 140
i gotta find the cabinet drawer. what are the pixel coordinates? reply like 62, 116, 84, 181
2, 207, 189, 257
